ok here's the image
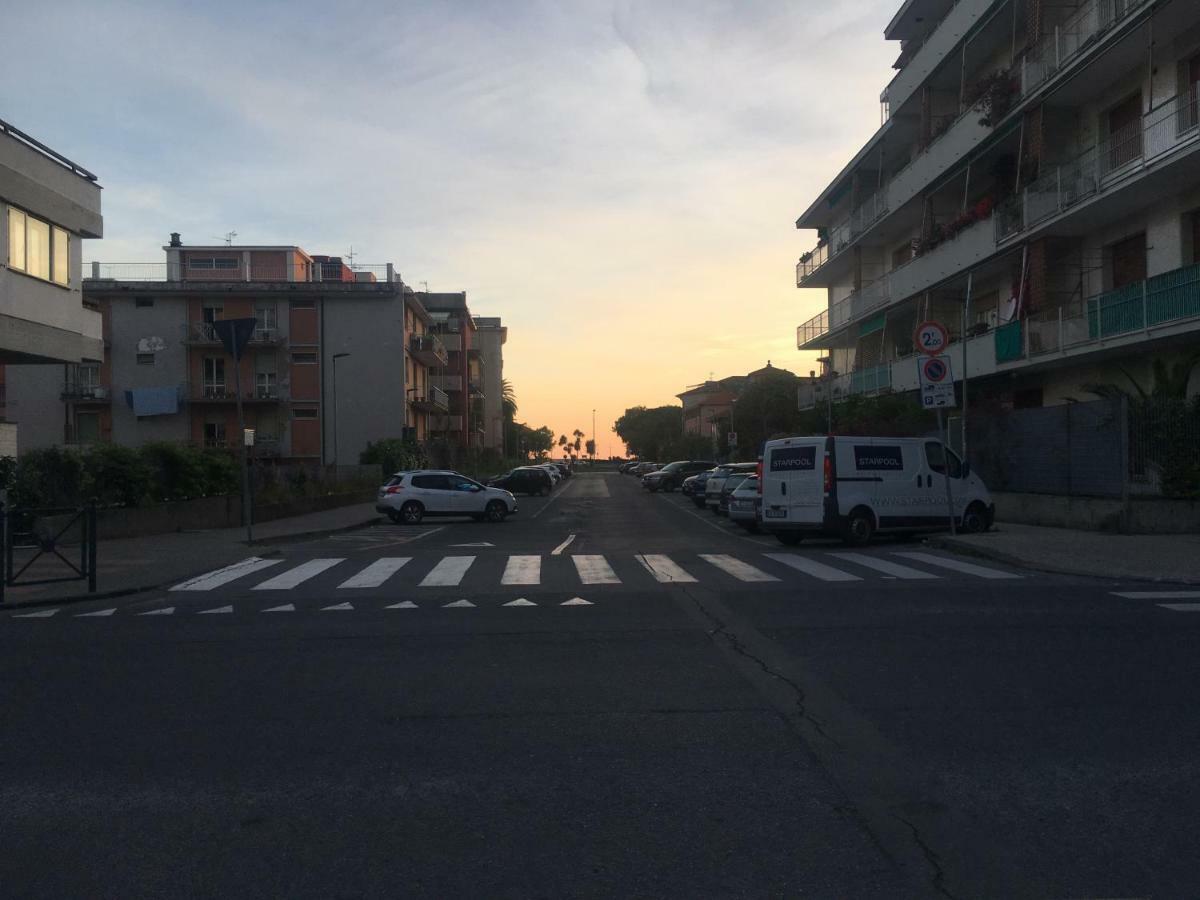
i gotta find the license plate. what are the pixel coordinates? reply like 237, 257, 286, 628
765, 508, 787, 518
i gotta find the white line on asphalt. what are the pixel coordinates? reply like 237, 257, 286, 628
198, 605, 234, 614
551, 534, 576, 556
827, 553, 939, 580
321, 602, 354, 611
501, 555, 542, 585
1113, 590, 1200, 599
572, 555, 621, 585
635, 554, 697, 583
252, 559, 345, 590
504, 598, 537, 606
12, 608, 58, 618
420, 556, 476, 587
891, 551, 1022, 579
75, 608, 117, 617
355, 526, 447, 553
138, 607, 175, 616
337, 557, 411, 589
262, 603, 295, 612
561, 597, 593, 606
662, 496, 775, 545
763, 553, 862, 582
1159, 602, 1200, 611
442, 598, 475, 608
699, 554, 780, 583
170, 557, 283, 591
386, 600, 418, 609
531, 481, 573, 519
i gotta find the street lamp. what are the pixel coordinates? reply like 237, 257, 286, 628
331, 352, 350, 467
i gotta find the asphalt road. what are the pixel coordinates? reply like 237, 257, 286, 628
3, 471, 1199, 898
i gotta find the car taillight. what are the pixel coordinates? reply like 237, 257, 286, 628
823, 456, 832, 493
385, 485, 404, 494
755, 460, 763, 493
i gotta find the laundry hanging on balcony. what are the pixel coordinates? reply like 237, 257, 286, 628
125, 386, 181, 417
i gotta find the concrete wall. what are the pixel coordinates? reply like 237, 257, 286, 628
4, 362, 66, 450
995, 491, 1200, 534
108, 294, 191, 445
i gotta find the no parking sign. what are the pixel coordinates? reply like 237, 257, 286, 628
918, 354, 956, 409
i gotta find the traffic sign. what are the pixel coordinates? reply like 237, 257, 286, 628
917, 354, 956, 409
728, 432, 738, 448
914, 320, 949, 356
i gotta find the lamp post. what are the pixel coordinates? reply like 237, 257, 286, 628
592, 408, 596, 464
331, 352, 350, 467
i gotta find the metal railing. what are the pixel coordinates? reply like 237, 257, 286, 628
1, 502, 98, 602
181, 322, 284, 344
997, 87, 1200, 243
795, 187, 890, 285
429, 385, 449, 410
408, 332, 448, 363
1020, 0, 1148, 96
187, 382, 287, 402
84, 261, 399, 284
60, 382, 111, 401
796, 275, 893, 348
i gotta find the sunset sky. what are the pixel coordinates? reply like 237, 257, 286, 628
2, 0, 898, 455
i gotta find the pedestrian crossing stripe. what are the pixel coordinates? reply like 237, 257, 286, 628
162, 550, 1022, 595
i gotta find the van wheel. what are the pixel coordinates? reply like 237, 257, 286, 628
400, 501, 424, 525
775, 532, 803, 546
962, 502, 989, 534
843, 509, 875, 546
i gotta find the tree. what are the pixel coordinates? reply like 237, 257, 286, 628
585, 438, 596, 458
728, 372, 805, 458
501, 379, 518, 420
612, 406, 684, 460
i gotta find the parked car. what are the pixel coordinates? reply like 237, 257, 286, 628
681, 469, 715, 505
619, 461, 640, 475
759, 435, 994, 546
717, 472, 753, 516
641, 460, 717, 493
704, 462, 757, 513
538, 464, 562, 486
630, 462, 660, 477
553, 462, 572, 479
727, 475, 761, 531
486, 466, 553, 496
377, 470, 518, 524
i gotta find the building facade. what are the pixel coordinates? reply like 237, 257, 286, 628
796, 0, 1200, 411
1, 118, 104, 450
4, 236, 428, 464
422, 292, 483, 448
472, 316, 507, 451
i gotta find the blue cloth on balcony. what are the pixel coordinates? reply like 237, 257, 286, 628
125, 386, 181, 417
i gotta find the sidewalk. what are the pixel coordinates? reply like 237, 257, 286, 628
930, 522, 1200, 584
2, 503, 381, 609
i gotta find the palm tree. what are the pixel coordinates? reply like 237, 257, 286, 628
501, 379, 518, 422
572, 428, 584, 453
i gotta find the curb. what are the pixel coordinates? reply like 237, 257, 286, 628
926, 534, 1200, 585
244, 515, 383, 546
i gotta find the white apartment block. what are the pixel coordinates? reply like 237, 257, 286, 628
796, 0, 1200, 410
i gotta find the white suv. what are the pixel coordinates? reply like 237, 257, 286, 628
376, 470, 518, 525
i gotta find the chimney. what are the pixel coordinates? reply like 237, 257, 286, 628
169, 232, 182, 247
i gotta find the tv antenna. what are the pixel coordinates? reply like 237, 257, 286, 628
214, 230, 237, 245
345, 245, 356, 266
420, 280, 430, 295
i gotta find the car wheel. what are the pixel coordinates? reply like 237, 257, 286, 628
962, 501, 989, 534
775, 532, 803, 546
485, 500, 508, 523
540, 485, 550, 497
387, 511, 402, 525
400, 501, 424, 525
843, 508, 875, 546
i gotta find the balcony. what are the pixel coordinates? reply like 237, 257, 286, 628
181, 322, 285, 346
410, 384, 450, 412
431, 374, 463, 393
85, 262, 398, 284
408, 333, 448, 367
997, 87, 1200, 244
253, 435, 283, 457
1019, 0, 1150, 97
795, 187, 890, 285
468, 380, 485, 399
827, 364, 893, 402
60, 382, 111, 403
187, 383, 288, 403
798, 277, 892, 349
431, 414, 464, 432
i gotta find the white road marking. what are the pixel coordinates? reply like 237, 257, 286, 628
1159, 603, 1200, 611
75, 608, 117, 617
170, 557, 283, 591
561, 597, 593, 606
262, 603, 295, 612
13, 608, 58, 618
198, 605, 233, 614
572, 555, 621, 585
827, 553, 939, 580
763, 553, 863, 582
386, 600, 418, 609
501, 555, 542, 585
635, 554, 697, 583
321, 602, 354, 611
443, 599, 475, 608
551, 534, 577, 556
699, 554, 781, 583
420, 556, 476, 587
892, 551, 1021, 579
337, 557, 411, 589
451, 542, 494, 548
252, 559, 345, 590
504, 598, 537, 606
138, 607, 175, 616
1113, 590, 1200, 599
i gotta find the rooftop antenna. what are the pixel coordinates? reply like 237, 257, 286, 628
421, 280, 430, 295
345, 245, 356, 267
214, 230, 237, 245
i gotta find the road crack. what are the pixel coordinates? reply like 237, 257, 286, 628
896, 815, 958, 899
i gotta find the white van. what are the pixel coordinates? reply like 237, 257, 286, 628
759, 435, 994, 546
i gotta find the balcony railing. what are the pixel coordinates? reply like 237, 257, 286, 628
60, 383, 111, 402
797, 276, 892, 348
84, 261, 398, 284
410, 385, 450, 412
181, 322, 284, 345
997, 87, 1200, 243
796, 187, 890, 285
408, 332, 449, 366
1020, 0, 1148, 97
188, 383, 288, 402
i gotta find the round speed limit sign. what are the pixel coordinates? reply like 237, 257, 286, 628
914, 320, 949, 356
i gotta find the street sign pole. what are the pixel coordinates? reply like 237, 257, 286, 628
936, 407, 957, 536
213, 318, 258, 544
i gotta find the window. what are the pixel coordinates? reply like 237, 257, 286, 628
189, 257, 238, 270
1106, 92, 1143, 170
255, 371, 277, 399
203, 358, 225, 396
74, 412, 100, 444
7, 207, 70, 285
201, 304, 223, 324
290, 299, 315, 310
411, 473, 451, 490
74, 364, 100, 390
255, 305, 277, 338
203, 422, 227, 448
136, 352, 155, 366
291, 407, 318, 419
1110, 233, 1147, 289
135, 297, 155, 308
291, 352, 317, 365
925, 442, 963, 478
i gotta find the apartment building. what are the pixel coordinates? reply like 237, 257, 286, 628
403, 285, 448, 442
422, 293, 484, 448
796, 0, 1200, 411
472, 316, 507, 451
1, 118, 104, 450
679, 363, 802, 436
4, 236, 429, 463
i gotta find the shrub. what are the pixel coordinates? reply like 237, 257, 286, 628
10, 446, 85, 508
141, 442, 210, 501
360, 438, 427, 475
82, 443, 151, 507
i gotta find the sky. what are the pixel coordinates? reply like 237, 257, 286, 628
2, 0, 898, 456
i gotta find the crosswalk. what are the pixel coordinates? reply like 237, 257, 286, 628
1111, 589, 1200, 611
157, 550, 1021, 595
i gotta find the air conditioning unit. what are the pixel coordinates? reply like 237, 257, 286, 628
92, 387, 109, 399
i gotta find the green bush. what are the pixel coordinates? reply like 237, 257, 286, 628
82, 443, 152, 507
360, 438, 427, 475
199, 448, 239, 496
10, 446, 85, 508
141, 442, 209, 501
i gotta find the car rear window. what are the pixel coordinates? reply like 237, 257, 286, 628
384, 475, 404, 486
412, 474, 449, 490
